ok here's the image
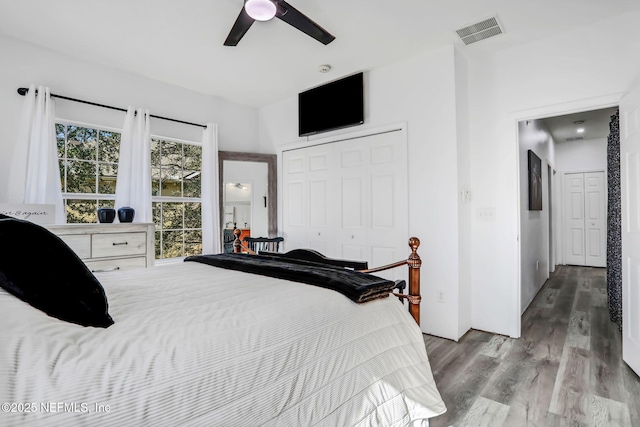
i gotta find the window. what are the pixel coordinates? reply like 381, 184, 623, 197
56, 123, 120, 223
56, 123, 203, 259
151, 138, 203, 259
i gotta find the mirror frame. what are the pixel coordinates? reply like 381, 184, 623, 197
218, 151, 277, 247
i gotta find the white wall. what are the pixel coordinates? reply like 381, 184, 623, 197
555, 137, 607, 173
260, 45, 467, 340
468, 10, 640, 337
518, 120, 555, 313
0, 34, 260, 201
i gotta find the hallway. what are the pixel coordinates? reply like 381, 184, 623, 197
424, 265, 640, 426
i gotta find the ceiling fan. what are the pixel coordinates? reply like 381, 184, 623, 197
224, 0, 335, 46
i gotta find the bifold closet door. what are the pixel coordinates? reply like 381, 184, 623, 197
282, 129, 408, 273
563, 171, 606, 267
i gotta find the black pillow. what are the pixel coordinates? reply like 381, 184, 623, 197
0, 216, 114, 328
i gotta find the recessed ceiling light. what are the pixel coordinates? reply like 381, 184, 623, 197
573, 120, 585, 125
577, 128, 585, 134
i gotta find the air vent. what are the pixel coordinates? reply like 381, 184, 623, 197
565, 136, 585, 142
456, 16, 503, 45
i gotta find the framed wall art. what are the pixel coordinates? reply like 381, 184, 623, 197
528, 150, 542, 211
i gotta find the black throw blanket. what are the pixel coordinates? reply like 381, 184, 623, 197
184, 253, 396, 303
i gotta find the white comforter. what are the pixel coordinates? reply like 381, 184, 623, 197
0, 262, 445, 426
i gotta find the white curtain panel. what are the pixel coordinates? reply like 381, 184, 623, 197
201, 124, 221, 254
7, 84, 65, 223
114, 107, 152, 223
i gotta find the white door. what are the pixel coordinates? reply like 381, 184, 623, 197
338, 143, 368, 261
282, 128, 408, 278
584, 172, 606, 267
359, 133, 408, 271
620, 84, 640, 376
563, 171, 606, 267
564, 173, 586, 265
282, 150, 309, 252
307, 144, 335, 256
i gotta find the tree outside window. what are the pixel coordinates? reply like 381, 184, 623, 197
151, 138, 202, 259
57, 123, 119, 223
57, 123, 203, 259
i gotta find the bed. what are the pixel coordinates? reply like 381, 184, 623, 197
0, 216, 445, 426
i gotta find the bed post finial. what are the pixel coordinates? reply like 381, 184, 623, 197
233, 228, 243, 253
408, 237, 421, 266
407, 237, 421, 325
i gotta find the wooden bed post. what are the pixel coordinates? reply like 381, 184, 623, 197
350, 236, 423, 325
407, 237, 422, 325
232, 229, 242, 253
232, 228, 257, 254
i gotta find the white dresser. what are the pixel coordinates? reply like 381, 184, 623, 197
45, 223, 155, 272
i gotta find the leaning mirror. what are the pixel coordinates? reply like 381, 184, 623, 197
218, 151, 276, 253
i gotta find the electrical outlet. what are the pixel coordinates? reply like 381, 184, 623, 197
437, 290, 446, 303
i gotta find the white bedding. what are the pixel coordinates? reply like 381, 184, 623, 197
0, 262, 445, 426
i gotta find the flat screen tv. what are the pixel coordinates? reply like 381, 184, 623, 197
298, 72, 364, 137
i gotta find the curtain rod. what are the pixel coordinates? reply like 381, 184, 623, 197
16, 87, 207, 129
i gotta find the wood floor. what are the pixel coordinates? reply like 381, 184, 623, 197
424, 265, 640, 427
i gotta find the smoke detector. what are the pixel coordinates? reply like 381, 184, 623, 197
318, 64, 332, 73
456, 15, 504, 45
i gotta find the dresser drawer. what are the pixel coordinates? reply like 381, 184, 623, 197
57, 234, 91, 259
45, 223, 155, 272
85, 256, 147, 273
92, 232, 147, 258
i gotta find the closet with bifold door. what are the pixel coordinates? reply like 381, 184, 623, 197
281, 126, 408, 280
563, 171, 606, 267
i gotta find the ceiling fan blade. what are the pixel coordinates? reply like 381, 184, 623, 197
275, 0, 335, 45
224, 7, 255, 46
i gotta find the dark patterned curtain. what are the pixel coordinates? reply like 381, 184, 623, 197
606, 110, 622, 330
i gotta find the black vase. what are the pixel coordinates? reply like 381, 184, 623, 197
97, 207, 116, 223
117, 207, 135, 223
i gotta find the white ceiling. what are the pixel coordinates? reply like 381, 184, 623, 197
540, 107, 619, 143
1, 0, 639, 110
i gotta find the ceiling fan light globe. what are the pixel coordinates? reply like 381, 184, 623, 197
245, 0, 277, 21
